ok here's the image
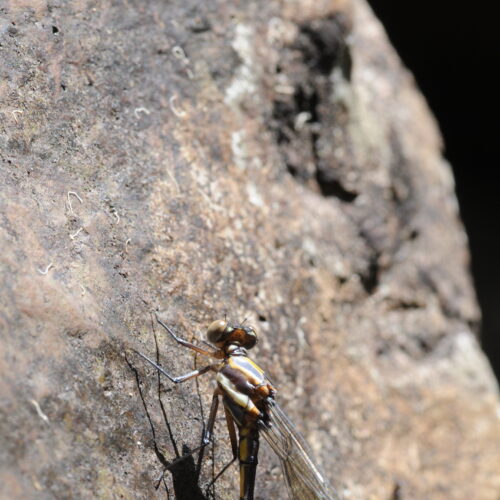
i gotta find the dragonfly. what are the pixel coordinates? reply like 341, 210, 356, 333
135, 315, 338, 500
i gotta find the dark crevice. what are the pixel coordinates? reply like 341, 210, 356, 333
269, 14, 354, 202
299, 15, 352, 79
391, 481, 402, 500
294, 86, 320, 123
414, 335, 433, 354
272, 101, 293, 145
387, 127, 421, 255
285, 163, 299, 177
377, 332, 448, 360
376, 343, 390, 357
315, 171, 358, 201
272, 86, 320, 148
408, 229, 419, 240
385, 299, 423, 311
419, 269, 464, 323
405, 332, 447, 358
187, 17, 211, 33
360, 252, 380, 294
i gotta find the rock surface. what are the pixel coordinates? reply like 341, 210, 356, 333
1, 1, 499, 499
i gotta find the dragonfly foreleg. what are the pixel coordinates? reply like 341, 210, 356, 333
156, 315, 223, 359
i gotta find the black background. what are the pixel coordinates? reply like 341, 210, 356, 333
367, 1, 499, 379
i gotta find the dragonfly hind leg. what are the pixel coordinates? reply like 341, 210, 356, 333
204, 406, 239, 497
153, 390, 220, 485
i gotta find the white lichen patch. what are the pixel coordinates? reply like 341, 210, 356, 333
246, 183, 264, 207
225, 23, 260, 108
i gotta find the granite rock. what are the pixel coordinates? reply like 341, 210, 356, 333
1, 1, 499, 499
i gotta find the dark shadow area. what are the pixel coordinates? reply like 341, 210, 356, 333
126, 354, 207, 500
127, 316, 240, 499
368, 0, 500, 379
170, 444, 207, 500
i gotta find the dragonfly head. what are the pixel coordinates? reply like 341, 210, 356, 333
207, 319, 258, 350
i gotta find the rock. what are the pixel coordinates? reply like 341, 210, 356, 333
0, 1, 498, 499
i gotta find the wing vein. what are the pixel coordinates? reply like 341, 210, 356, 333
259, 402, 339, 500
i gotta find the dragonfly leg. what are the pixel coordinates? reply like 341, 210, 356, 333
197, 389, 220, 446
134, 350, 214, 384
153, 390, 220, 478
156, 315, 223, 358
204, 406, 238, 497
224, 406, 239, 458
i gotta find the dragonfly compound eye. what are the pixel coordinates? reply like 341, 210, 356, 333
207, 319, 229, 344
239, 326, 258, 349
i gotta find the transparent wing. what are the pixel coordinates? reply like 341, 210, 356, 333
259, 401, 338, 500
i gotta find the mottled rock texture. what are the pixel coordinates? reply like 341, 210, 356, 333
1, 0, 499, 499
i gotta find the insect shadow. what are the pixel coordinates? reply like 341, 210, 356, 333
126, 316, 212, 500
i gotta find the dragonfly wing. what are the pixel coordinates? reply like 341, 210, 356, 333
259, 401, 338, 500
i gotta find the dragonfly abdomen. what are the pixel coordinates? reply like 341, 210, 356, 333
239, 426, 260, 500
